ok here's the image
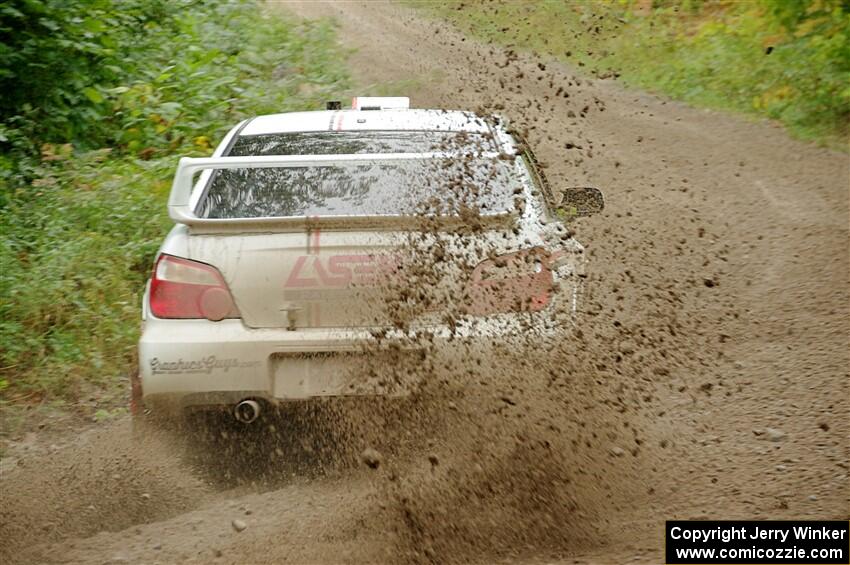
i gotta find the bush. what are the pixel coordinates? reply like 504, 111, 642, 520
1, 0, 181, 153
0, 1, 350, 403
0, 0, 349, 163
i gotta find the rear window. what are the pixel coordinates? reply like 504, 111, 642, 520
226, 131, 498, 156
196, 132, 518, 219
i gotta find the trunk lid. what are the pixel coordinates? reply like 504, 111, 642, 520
187, 224, 529, 330
189, 229, 397, 329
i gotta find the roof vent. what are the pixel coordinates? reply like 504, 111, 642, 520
351, 96, 410, 111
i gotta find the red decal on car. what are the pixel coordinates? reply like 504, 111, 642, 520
285, 255, 397, 288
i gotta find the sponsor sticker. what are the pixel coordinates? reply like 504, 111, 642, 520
149, 356, 260, 375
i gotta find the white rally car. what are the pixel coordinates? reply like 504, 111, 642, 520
134, 97, 603, 423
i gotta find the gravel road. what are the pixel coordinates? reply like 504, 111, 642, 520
1, 2, 847, 563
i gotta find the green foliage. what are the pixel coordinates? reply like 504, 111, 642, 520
0, 1, 350, 402
1, 151, 170, 401
617, 0, 850, 143
1, 0, 179, 153
422, 0, 849, 145
1, 0, 349, 164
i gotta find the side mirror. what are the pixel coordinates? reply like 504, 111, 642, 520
557, 186, 605, 218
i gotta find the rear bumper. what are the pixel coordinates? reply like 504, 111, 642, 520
139, 319, 375, 410
138, 303, 573, 413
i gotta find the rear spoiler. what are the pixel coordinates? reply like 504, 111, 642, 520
168, 153, 507, 229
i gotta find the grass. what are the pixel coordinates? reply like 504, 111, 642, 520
1, 153, 173, 405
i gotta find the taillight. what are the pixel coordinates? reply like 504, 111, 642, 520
149, 254, 239, 321
465, 248, 553, 316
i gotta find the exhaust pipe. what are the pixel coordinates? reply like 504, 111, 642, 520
234, 399, 261, 424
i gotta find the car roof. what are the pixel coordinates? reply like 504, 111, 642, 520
240, 109, 493, 136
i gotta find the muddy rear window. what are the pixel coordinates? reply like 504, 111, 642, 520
197, 160, 518, 219
196, 132, 518, 219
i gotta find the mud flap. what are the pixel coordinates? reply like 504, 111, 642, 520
130, 370, 144, 416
